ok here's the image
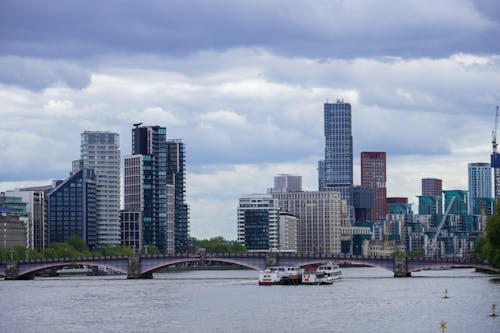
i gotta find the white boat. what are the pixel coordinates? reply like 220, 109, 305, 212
258, 266, 304, 285
302, 262, 342, 285
56, 266, 92, 276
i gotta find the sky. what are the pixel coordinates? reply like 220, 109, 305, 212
1, 0, 500, 239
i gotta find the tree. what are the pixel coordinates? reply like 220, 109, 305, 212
141, 245, 161, 255
193, 236, 247, 253
66, 235, 91, 256
474, 205, 500, 269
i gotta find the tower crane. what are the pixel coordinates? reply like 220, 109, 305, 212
492, 106, 500, 202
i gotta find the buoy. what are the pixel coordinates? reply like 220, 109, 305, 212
490, 304, 497, 318
439, 321, 447, 332
443, 289, 449, 299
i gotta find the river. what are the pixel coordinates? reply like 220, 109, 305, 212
1, 267, 499, 332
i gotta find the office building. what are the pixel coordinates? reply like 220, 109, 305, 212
318, 101, 353, 211
272, 174, 302, 193
443, 190, 468, 216
361, 152, 387, 221
123, 125, 174, 253
0, 212, 27, 248
468, 162, 493, 215
237, 194, 279, 252
278, 213, 298, 252
80, 131, 121, 246
353, 186, 372, 222
272, 191, 348, 254
47, 168, 97, 248
167, 139, 190, 253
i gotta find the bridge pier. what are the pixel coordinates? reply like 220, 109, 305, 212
4, 260, 18, 280
265, 252, 278, 268
127, 254, 152, 279
393, 256, 411, 277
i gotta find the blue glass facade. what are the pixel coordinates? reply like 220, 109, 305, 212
167, 140, 190, 253
132, 126, 169, 252
243, 210, 270, 251
47, 168, 97, 248
319, 102, 353, 209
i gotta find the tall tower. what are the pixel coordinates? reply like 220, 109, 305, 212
421, 178, 443, 215
124, 124, 174, 253
468, 162, 493, 215
167, 139, 190, 253
360, 152, 387, 221
319, 100, 353, 211
80, 131, 121, 246
273, 174, 302, 193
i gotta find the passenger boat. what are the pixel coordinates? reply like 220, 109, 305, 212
302, 262, 342, 285
258, 266, 304, 285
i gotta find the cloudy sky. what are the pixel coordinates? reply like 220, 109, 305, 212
1, 0, 500, 239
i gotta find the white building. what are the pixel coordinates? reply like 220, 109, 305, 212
80, 131, 121, 246
272, 191, 348, 254
278, 213, 298, 252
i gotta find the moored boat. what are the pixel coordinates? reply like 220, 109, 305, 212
302, 262, 342, 285
258, 266, 304, 285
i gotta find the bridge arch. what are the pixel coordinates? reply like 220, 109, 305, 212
292, 259, 394, 273
408, 263, 500, 274
141, 257, 262, 275
16, 261, 128, 278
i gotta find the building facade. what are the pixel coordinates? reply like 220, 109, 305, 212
80, 131, 121, 246
167, 139, 190, 253
237, 194, 279, 252
353, 186, 372, 222
122, 125, 174, 253
360, 152, 387, 221
278, 213, 298, 252
467, 162, 492, 215
318, 101, 353, 211
272, 191, 348, 254
0, 212, 27, 248
47, 168, 97, 248
272, 174, 302, 193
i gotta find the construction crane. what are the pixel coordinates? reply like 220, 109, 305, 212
430, 196, 456, 256
492, 106, 500, 202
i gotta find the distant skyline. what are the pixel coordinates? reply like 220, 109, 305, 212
1, 0, 500, 239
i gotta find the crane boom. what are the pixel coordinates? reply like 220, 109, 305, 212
493, 106, 499, 152
431, 196, 456, 255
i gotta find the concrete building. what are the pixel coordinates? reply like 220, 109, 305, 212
47, 168, 97, 249
318, 101, 353, 212
122, 124, 174, 253
468, 162, 493, 215
272, 191, 348, 254
0, 212, 27, 248
237, 194, 279, 252
0, 194, 30, 248
80, 131, 121, 246
361, 152, 387, 221
5, 187, 50, 252
278, 213, 298, 252
167, 139, 190, 253
272, 174, 302, 193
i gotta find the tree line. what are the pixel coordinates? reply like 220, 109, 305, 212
0, 235, 246, 260
474, 205, 500, 270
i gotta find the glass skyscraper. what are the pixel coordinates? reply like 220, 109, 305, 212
468, 162, 493, 215
123, 125, 174, 253
80, 131, 121, 246
319, 101, 353, 211
167, 139, 189, 253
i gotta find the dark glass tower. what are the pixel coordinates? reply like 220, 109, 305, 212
319, 101, 353, 210
167, 140, 190, 253
130, 125, 170, 252
47, 168, 97, 249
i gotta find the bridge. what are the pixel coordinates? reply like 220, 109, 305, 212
0, 252, 497, 280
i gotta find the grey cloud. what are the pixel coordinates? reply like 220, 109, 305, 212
0, 57, 91, 90
0, 0, 498, 62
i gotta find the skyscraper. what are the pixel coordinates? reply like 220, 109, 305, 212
272, 174, 302, 193
468, 162, 493, 215
80, 131, 121, 246
167, 139, 190, 253
360, 152, 387, 221
318, 101, 353, 211
422, 178, 442, 196
123, 125, 174, 253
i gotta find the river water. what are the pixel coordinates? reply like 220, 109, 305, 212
1, 268, 499, 333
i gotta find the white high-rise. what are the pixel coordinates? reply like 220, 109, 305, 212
468, 162, 492, 215
81, 131, 121, 246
